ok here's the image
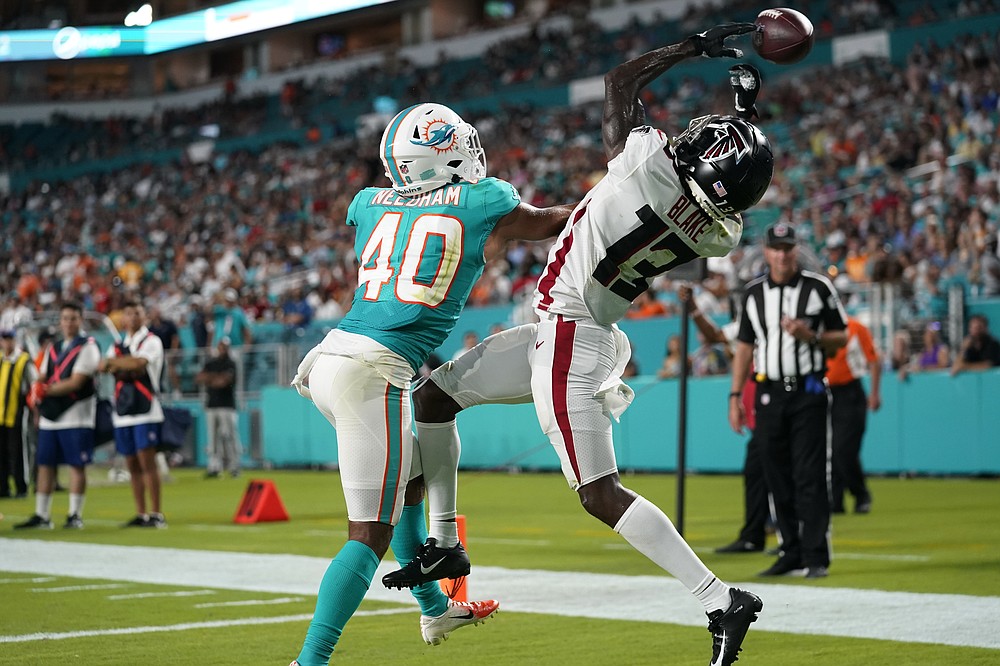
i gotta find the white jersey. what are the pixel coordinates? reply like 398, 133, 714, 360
39, 338, 101, 431
107, 326, 165, 427
533, 127, 743, 325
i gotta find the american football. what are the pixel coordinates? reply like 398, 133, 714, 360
752, 7, 815, 64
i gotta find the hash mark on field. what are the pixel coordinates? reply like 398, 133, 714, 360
0, 577, 55, 584
470, 537, 552, 546
186, 524, 268, 532
836, 553, 931, 562
0, 608, 413, 643
195, 596, 305, 608
32, 584, 129, 593
108, 590, 217, 600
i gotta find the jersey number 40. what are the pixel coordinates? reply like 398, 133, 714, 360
358, 212, 464, 308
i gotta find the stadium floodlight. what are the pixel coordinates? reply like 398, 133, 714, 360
124, 4, 153, 28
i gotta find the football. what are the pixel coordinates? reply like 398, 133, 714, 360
752, 7, 814, 64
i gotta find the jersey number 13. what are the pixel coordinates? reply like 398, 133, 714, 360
592, 205, 699, 301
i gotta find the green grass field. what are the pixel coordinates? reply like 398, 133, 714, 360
1, 468, 998, 665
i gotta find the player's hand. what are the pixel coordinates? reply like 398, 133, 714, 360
690, 23, 757, 59
677, 284, 694, 304
729, 64, 761, 119
728, 395, 746, 434
27, 381, 47, 409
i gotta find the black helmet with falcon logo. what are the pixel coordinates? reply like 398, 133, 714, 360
672, 114, 773, 220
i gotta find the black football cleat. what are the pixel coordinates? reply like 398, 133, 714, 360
382, 537, 471, 590
707, 588, 763, 666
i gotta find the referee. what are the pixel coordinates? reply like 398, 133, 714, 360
728, 223, 847, 579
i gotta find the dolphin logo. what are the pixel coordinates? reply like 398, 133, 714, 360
411, 119, 459, 153
412, 123, 457, 148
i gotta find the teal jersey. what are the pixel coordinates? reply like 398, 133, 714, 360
338, 178, 520, 372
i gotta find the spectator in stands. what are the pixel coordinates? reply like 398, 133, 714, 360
280, 286, 313, 342
147, 305, 181, 394
951, 314, 1000, 375
657, 335, 687, 380
195, 337, 242, 478
451, 331, 480, 361
889, 329, 912, 381
979, 234, 1000, 296
911, 321, 950, 374
188, 296, 210, 349
0, 293, 32, 332
691, 331, 730, 377
625, 288, 669, 319
211, 288, 253, 350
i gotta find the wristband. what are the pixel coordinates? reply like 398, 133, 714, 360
728, 392, 741, 399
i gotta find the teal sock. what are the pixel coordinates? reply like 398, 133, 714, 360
296, 540, 381, 666
390, 501, 449, 617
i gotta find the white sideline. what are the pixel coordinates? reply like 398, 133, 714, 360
2, 538, 998, 650
0, 609, 412, 644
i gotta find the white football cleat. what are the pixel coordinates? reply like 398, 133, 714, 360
420, 599, 499, 646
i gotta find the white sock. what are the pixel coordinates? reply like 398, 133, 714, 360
415, 420, 461, 548
614, 496, 731, 613
36, 492, 52, 520
69, 493, 85, 517
430, 520, 459, 547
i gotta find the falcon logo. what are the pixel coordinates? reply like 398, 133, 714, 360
412, 119, 458, 153
700, 123, 750, 165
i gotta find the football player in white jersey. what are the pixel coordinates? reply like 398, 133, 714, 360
383, 24, 772, 666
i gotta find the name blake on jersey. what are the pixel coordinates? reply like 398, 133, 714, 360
370, 185, 463, 208
665, 194, 714, 244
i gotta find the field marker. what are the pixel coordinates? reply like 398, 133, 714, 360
0, 608, 412, 643
195, 596, 305, 608
32, 583, 129, 593
108, 590, 217, 600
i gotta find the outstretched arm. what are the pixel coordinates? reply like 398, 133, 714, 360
485, 201, 577, 261
602, 23, 757, 159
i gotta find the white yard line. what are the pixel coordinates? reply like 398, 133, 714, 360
194, 597, 305, 608
108, 590, 217, 600
1, 538, 997, 650
31, 583, 129, 593
0, 609, 411, 644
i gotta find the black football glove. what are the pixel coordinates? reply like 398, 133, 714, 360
729, 63, 762, 119
689, 23, 758, 59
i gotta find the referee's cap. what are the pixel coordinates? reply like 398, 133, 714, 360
766, 223, 797, 247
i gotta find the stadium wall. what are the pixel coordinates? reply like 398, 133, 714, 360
256, 369, 1000, 476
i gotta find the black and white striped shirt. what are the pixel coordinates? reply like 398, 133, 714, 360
737, 270, 848, 380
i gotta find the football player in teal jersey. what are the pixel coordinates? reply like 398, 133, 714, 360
287, 102, 575, 665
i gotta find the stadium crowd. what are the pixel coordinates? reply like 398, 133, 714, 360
3, 5, 1000, 359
